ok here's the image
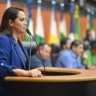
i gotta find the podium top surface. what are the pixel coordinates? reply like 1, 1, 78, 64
5, 67, 96, 82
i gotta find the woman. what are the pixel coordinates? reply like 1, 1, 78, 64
0, 6, 43, 96
0, 6, 43, 79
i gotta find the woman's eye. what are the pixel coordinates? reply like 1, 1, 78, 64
20, 18, 24, 21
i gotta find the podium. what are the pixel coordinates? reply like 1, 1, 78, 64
5, 67, 96, 96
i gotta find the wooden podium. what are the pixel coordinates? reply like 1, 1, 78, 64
5, 67, 96, 96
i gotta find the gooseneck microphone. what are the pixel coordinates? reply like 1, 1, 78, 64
29, 34, 32, 70
26, 29, 46, 75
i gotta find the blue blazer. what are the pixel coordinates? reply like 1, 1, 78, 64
0, 34, 29, 78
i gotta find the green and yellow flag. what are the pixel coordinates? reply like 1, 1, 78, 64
74, 4, 81, 40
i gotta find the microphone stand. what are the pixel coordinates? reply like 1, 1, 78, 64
29, 35, 32, 70
26, 29, 46, 75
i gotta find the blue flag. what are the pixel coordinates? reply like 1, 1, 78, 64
25, 0, 34, 41
69, 3, 75, 41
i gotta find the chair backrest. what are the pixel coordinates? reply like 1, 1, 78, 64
22, 41, 37, 56
51, 44, 61, 66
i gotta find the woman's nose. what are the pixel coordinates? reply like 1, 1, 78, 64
24, 20, 27, 25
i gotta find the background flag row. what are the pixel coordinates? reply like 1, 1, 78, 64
6, 0, 95, 44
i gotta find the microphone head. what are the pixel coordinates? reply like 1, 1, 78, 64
26, 29, 31, 36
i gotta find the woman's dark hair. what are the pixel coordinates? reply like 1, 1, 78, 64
70, 40, 83, 49
0, 7, 24, 34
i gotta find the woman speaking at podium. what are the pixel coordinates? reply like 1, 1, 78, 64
0, 6, 43, 95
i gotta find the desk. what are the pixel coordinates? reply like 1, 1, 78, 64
5, 67, 96, 96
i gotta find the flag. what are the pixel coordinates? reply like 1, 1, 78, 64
60, 3, 66, 40
89, 11, 95, 40
69, 2, 75, 41
86, 9, 95, 30
6, 0, 11, 8
74, 4, 81, 40
90, 11, 94, 30
86, 9, 90, 30
48, 1, 59, 44
86, 14, 90, 29
25, 0, 34, 41
35, 0, 44, 44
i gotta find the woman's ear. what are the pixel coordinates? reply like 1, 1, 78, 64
8, 19, 13, 27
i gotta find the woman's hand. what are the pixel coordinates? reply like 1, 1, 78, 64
13, 69, 43, 77
27, 69, 43, 77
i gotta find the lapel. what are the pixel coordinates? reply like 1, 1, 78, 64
9, 35, 26, 69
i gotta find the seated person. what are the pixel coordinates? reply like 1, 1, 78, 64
31, 42, 52, 69
55, 40, 86, 69
84, 29, 96, 49
59, 37, 71, 55
85, 41, 96, 69
84, 29, 96, 42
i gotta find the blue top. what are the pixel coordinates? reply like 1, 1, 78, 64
55, 50, 85, 69
31, 54, 52, 69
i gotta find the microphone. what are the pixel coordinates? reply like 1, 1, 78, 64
28, 33, 32, 70
26, 29, 46, 75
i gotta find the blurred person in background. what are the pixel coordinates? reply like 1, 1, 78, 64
84, 29, 96, 45
55, 40, 86, 69
59, 37, 71, 55
84, 41, 96, 70
31, 42, 52, 69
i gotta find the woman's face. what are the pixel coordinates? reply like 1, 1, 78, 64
9, 11, 27, 34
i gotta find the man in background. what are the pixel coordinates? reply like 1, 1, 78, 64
31, 42, 52, 69
55, 40, 86, 69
